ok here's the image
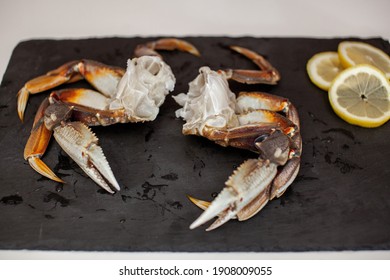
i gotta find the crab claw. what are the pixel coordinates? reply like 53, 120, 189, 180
53, 121, 120, 193
189, 158, 277, 231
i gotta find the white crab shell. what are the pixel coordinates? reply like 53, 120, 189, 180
173, 66, 239, 135
110, 56, 176, 122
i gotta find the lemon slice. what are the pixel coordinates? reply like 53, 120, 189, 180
307, 52, 344, 91
329, 64, 390, 128
338, 41, 390, 80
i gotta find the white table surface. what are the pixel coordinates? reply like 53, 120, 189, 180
0, 0, 389, 260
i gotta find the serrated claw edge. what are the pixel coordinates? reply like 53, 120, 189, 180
190, 159, 277, 230
53, 122, 120, 192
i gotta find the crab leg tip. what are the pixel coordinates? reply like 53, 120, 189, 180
162, 38, 201, 57
28, 157, 65, 183
229, 45, 254, 57
137, 38, 201, 58
189, 48, 201, 57
229, 45, 241, 52
17, 87, 29, 122
187, 195, 211, 211
18, 112, 24, 123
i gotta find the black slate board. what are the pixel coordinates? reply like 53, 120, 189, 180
0, 37, 389, 252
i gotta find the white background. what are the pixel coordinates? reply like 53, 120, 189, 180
0, 0, 389, 260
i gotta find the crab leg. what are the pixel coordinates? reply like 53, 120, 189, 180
47, 88, 135, 126
24, 98, 64, 183
220, 46, 280, 85
237, 92, 289, 112
200, 109, 297, 153
50, 88, 110, 111
134, 38, 200, 58
269, 157, 300, 199
17, 60, 125, 121
270, 104, 302, 199
203, 123, 278, 152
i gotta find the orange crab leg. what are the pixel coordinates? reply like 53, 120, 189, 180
24, 98, 64, 183
202, 123, 277, 152
17, 74, 72, 122
220, 46, 280, 85
237, 92, 289, 112
17, 60, 125, 122
50, 89, 110, 111
236, 92, 299, 136
134, 38, 200, 58
269, 157, 300, 199
49, 89, 129, 126
201, 111, 297, 153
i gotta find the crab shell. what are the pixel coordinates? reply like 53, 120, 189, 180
108, 56, 176, 123
173, 66, 239, 135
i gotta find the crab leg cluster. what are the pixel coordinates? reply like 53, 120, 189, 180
174, 47, 301, 231
17, 60, 125, 122
18, 38, 200, 192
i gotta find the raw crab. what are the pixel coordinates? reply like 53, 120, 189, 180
17, 38, 200, 193
174, 46, 301, 230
